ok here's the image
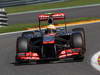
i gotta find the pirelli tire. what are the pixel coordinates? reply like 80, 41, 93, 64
16, 37, 30, 64
72, 28, 85, 46
72, 28, 86, 54
22, 31, 34, 39
72, 33, 85, 61
16, 37, 30, 53
72, 33, 83, 48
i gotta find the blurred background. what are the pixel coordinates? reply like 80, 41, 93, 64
0, 0, 65, 7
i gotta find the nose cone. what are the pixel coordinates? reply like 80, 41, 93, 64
43, 34, 55, 44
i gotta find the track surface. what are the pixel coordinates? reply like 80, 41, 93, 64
0, 23, 100, 75
8, 5, 100, 25
0, 5, 100, 75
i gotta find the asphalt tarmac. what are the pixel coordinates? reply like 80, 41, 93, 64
8, 5, 100, 25
0, 5, 100, 75
0, 23, 100, 75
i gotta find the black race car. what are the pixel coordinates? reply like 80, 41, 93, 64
15, 13, 86, 64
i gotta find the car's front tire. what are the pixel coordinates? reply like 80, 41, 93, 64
16, 37, 29, 53
16, 37, 30, 64
72, 28, 86, 53
71, 32, 85, 62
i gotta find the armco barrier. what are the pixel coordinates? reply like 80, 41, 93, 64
0, 8, 8, 26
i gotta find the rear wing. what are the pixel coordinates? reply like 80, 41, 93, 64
38, 13, 67, 34
38, 13, 65, 21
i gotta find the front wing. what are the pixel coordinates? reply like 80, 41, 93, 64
16, 48, 81, 61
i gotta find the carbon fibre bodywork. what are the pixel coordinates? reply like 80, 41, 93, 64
15, 13, 85, 63
16, 29, 82, 62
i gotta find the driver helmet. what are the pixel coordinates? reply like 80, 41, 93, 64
46, 24, 56, 33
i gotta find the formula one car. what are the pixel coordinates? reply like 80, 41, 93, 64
15, 13, 86, 64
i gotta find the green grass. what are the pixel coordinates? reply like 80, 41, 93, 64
0, 17, 99, 33
6, 0, 100, 14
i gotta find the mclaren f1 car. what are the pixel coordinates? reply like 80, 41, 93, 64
15, 13, 86, 64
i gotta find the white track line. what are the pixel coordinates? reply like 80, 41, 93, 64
91, 51, 100, 71
8, 3, 100, 15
